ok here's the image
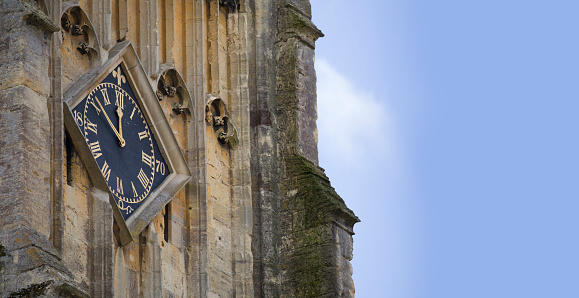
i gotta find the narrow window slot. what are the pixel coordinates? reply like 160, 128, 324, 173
65, 131, 74, 186
164, 203, 170, 242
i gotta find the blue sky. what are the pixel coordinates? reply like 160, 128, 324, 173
310, 0, 579, 297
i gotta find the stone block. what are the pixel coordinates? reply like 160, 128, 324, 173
0, 86, 51, 239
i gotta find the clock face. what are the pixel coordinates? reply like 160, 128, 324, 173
71, 65, 170, 220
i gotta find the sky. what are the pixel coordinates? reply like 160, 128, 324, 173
310, 0, 579, 297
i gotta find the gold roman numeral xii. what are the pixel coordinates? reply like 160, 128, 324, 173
115, 90, 124, 109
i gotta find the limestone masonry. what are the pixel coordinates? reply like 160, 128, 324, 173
0, 0, 359, 297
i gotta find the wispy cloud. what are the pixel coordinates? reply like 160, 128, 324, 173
316, 59, 395, 168
316, 59, 422, 297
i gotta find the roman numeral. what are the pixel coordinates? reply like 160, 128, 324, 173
142, 151, 154, 169
86, 118, 98, 134
137, 168, 149, 188
115, 90, 124, 109
131, 181, 138, 197
130, 106, 136, 120
100, 88, 111, 105
138, 130, 148, 140
101, 161, 111, 182
116, 177, 124, 195
89, 98, 101, 115
88, 141, 102, 159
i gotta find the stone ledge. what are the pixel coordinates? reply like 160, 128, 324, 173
0, 0, 58, 33
284, 154, 359, 230
21, 0, 59, 33
277, 3, 324, 49
2, 265, 89, 298
0, 226, 70, 275
281, 154, 359, 297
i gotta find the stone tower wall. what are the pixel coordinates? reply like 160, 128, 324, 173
0, 0, 358, 297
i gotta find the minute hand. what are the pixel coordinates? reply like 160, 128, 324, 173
94, 97, 126, 147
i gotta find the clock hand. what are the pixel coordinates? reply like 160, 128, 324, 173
117, 106, 124, 141
94, 97, 126, 147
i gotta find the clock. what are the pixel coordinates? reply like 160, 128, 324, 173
63, 42, 190, 244
71, 67, 169, 220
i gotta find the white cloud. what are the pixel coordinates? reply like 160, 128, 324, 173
315, 59, 422, 297
316, 59, 396, 167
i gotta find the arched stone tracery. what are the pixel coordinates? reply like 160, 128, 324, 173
60, 5, 100, 60
156, 69, 193, 117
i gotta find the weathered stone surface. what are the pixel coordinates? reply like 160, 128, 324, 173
281, 155, 359, 297
0, 2, 77, 295
89, 188, 115, 297
0, 1, 55, 97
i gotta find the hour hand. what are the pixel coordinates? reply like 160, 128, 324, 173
94, 97, 125, 147
116, 107, 125, 147
117, 106, 124, 139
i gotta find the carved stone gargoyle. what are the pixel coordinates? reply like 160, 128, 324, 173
205, 95, 238, 148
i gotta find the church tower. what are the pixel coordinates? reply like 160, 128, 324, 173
0, 0, 358, 296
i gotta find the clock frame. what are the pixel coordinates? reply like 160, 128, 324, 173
63, 41, 190, 245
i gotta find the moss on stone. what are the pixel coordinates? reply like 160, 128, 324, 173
280, 3, 323, 40
0, 242, 6, 272
8, 281, 52, 298
286, 154, 358, 227
0, 243, 6, 257
282, 155, 359, 297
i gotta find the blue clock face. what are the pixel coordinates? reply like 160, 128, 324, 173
71, 65, 170, 220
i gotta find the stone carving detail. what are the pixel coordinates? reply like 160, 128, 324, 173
205, 95, 238, 147
172, 103, 185, 115
21, 0, 59, 33
165, 85, 177, 97
60, 6, 100, 58
219, 0, 240, 12
77, 42, 89, 54
71, 24, 83, 36
156, 69, 191, 115
156, 90, 164, 102
61, 18, 71, 31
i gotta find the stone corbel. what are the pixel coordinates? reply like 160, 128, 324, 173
205, 95, 238, 148
22, 0, 59, 34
